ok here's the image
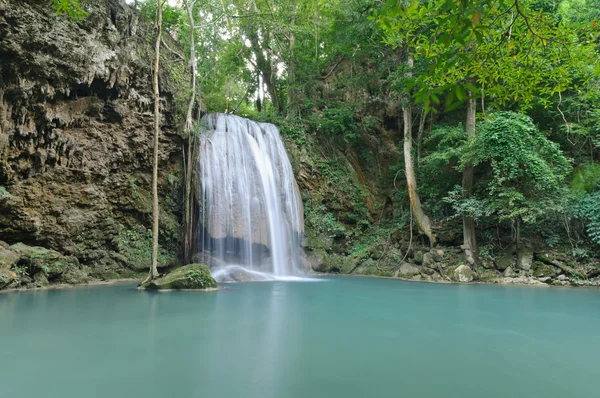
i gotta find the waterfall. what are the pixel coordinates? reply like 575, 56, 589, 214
195, 113, 305, 281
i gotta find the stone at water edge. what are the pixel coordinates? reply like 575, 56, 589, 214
503, 266, 517, 278
517, 248, 534, 271
496, 255, 515, 271
0, 246, 20, 271
396, 262, 420, 277
452, 264, 474, 282
141, 264, 217, 290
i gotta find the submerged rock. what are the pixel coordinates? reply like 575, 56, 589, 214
142, 264, 217, 290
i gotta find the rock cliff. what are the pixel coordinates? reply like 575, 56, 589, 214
0, 0, 185, 287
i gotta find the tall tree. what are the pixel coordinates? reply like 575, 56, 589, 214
402, 53, 436, 246
147, 0, 164, 283
183, 0, 199, 264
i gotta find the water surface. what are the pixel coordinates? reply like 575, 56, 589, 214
1, 277, 599, 398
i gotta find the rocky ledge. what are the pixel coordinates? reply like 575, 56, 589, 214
391, 247, 600, 287
0, 240, 91, 289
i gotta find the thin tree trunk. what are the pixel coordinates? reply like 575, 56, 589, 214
147, 0, 163, 282
462, 96, 477, 267
287, 0, 297, 117
183, 0, 198, 264
403, 53, 435, 246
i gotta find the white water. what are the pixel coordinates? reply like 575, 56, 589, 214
196, 114, 304, 282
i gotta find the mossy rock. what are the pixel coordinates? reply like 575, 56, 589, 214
496, 255, 515, 271
142, 264, 217, 290
532, 262, 558, 278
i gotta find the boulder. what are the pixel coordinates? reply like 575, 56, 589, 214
503, 267, 517, 278
422, 252, 435, 267
0, 247, 20, 271
497, 255, 515, 271
517, 248, 534, 271
396, 262, 420, 277
537, 276, 552, 284
532, 263, 558, 278
413, 250, 424, 264
431, 249, 444, 262
142, 264, 217, 290
0, 269, 17, 289
452, 265, 474, 282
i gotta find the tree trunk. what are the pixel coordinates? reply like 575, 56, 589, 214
403, 53, 435, 246
287, 0, 297, 117
462, 96, 477, 267
183, 0, 198, 264
147, 0, 163, 282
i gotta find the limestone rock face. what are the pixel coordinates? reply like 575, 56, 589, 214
452, 264, 474, 282
0, 0, 185, 281
142, 264, 217, 290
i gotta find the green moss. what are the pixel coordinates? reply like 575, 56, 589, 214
143, 264, 217, 290
114, 225, 177, 270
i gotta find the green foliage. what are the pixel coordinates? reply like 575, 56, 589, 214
304, 200, 347, 249
185, 268, 214, 288
49, 0, 87, 20
468, 112, 571, 223
568, 191, 600, 247
376, 0, 600, 112
311, 103, 358, 139
0, 186, 11, 198
114, 225, 176, 269
572, 163, 600, 194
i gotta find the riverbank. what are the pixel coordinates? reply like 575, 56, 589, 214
0, 278, 142, 294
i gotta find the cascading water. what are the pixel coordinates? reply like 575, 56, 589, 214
195, 113, 305, 282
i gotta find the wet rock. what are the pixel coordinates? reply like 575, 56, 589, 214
557, 274, 568, 281
142, 264, 217, 290
452, 264, 474, 282
517, 248, 534, 271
